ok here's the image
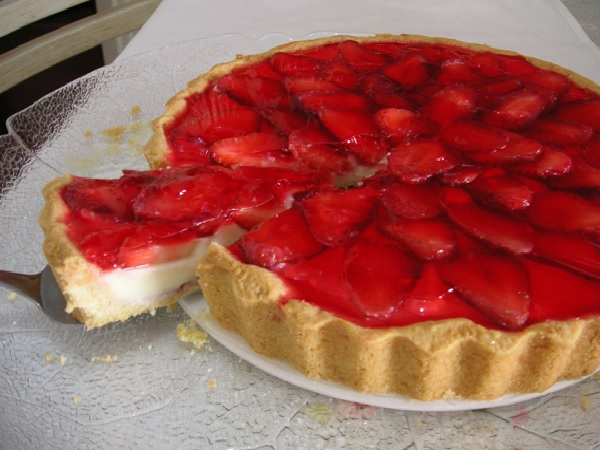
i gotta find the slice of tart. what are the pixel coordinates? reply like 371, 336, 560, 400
39, 165, 329, 328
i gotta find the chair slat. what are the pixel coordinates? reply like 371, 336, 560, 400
0, 0, 160, 93
0, 0, 89, 38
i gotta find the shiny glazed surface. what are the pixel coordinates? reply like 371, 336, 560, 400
162, 38, 600, 330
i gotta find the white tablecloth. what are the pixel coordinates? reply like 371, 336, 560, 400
118, 0, 600, 84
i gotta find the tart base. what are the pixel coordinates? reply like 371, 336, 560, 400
197, 242, 600, 401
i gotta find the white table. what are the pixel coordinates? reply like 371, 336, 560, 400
1, 1, 599, 448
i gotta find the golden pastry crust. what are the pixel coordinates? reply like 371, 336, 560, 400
143, 33, 600, 169
39, 176, 198, 328
198, 243, 600, 400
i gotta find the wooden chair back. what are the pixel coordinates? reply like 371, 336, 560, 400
0, 0, 160, 93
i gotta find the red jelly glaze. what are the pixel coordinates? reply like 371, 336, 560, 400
72, 38, 600, 331
60, 166, 329, 270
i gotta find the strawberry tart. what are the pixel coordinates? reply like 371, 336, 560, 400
40, 34, 600, 400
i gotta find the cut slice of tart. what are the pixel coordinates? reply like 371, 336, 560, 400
39, 165, 329, 328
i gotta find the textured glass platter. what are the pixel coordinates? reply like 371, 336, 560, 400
2, 34, 600, 449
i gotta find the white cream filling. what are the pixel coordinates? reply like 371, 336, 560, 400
100, 223, 245, 306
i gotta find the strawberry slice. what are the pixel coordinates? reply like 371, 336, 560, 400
465, 53, 505, 78
288, 124, 350, 173
295, 91, 369, 113
483, 89, 547, 130
524, 71, 569, 99
388, 139, 457, 183
404, 262, 497, 324
318, 107, 378, 139
283, 76, 343, 95
478, 77, 523, 99
382, 53, 430, 90
338, 40, 389, 72
511, 146, 572, 178
236, 59, 284, 81
319, 59, 360, 89
525, 119, 593, 146
380, 216, 456, 261
374, 108, 415, 137
229, 181, 279, 229
525, 190, 600, 233
279, 246, 360, 318
63, 175, 147, 221
581, 137, 600, 169
210, 132, 290, 167
374, 108, 438, 145
554, 98, 600, 131
238, 207, 324, 268
532, 231, 600, 281
186, 89, 245, 117
379, 180, 443, 219
545, 153, 600, 188
467, 171, 533, 210
217, 75, 290, 109
423, 85, 477, 127
271, 52, 322, 77
167, 135, 212, 166
438, 249, 531, 329
358, 72, 413, 109
233, 165, 331, 205
172, 107, 261, 145
344, 134, 390, 165
117, 225, 198, 268
407, 262, 453, 305
76, 223, 136, 268
437, 165, 483, 186
132, 167, 239, 223
495, 54, 538, 76
436, 58, 481, 85
442, 120, 509, 153
299, 187, 379, 246
260, 108, 307, 134
318, 108, 388, 165
344, 237, 417, 318
465, 135, 543, 165
444, 194, 533, 254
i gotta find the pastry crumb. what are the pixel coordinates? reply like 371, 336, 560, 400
177, 321, 207, 350
59, 355, 67, 366
147, 343, 153, 351
100, 125, 127, 143
594, 372, 600, 380
6, 291, 16, 299
44, 353, 54, 362
91, 354, 118, 362
580, 396, 591, 411
165, 303, 178, 314
303, 403, 333, 425
83, 130, 93, 138
207, 379, 217, 389
73, 394, 82, 403
130, 105, 142, 116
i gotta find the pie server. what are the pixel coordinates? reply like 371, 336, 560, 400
0, 266, 82, 325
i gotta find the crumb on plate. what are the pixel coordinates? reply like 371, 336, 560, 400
176, 321, 207, 350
